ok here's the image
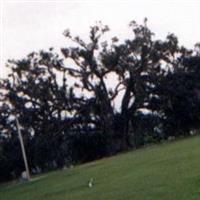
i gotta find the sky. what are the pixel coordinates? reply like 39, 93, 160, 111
1, 0, 200, 78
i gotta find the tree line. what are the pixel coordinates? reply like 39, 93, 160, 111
1, 20, 200, 182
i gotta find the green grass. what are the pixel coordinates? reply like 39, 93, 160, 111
1, 136, 200, 200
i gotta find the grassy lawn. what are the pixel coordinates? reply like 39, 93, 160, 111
1, 136, 200, 200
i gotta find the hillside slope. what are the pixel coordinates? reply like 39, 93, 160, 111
1, 136, 200, 200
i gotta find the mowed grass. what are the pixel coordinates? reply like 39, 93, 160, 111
1, 136, 200, 200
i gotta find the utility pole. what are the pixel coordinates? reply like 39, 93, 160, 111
16, 116, 31, 181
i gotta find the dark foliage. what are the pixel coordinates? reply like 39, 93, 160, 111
1, 20, 200, 182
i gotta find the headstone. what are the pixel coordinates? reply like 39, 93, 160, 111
20, 171, 28, 182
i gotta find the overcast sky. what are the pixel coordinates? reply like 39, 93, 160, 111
1, 0, 200, 78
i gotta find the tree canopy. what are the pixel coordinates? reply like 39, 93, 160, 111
1, 19, 200, 182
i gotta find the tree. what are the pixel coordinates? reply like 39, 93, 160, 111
153, 55, 200, 137
0, 49, 77, 174
61, 23, 118, 152
100, 19, 191, 148
1, 19, 200, 182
